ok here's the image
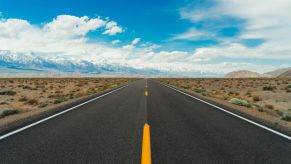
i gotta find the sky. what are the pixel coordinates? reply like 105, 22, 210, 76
0, 0, 290, 75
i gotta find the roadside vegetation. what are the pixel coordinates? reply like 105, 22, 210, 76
157, 78, 291, 124
0, 78, 137, 118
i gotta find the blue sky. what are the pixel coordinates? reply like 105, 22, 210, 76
0, 0, 290, 75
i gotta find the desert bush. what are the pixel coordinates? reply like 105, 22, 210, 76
252, 95, 262, 102
110, 84, 118, 88
0, 89, 16, 95
202, 92, 209, 96
54, 98, 65, 104
39, 102, 48, 108
27, 99, 39, 105
265, 104, 274, 110
281, 115, 291, 121
1, 109, 19, 117
195, 88, 205, 93
19, 96, 28, 102
229, 98, 251, 108
22, 86, 33, 90
48, 95, 54, 98
245, 91, 252, 97
182, 85, 191, 89
253, 104, 264, 112
0, 102, 8, 105
263, 85, 276, 91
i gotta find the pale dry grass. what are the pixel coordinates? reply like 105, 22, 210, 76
0, 78, 136, 118
158, 78, 291, 121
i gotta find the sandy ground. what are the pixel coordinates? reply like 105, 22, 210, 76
157, 78, 291, 132
0, 78, 137, 118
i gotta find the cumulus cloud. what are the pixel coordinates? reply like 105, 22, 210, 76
180, 0, 291, 61
102, 21, 123, 35
44, 15, 106, 38
0, 15, 123, 53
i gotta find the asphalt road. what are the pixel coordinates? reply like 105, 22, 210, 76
0, 79, 290, 163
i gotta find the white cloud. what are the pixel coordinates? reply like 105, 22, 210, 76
102, 21, 123, 35
44, 15, 106, 38
122, 38, 141, 49
170, 28, 212, 40
131, 38, 141, 45
179, 0, 291, 61
112, 39, 121, 44
0, 15, 123, 54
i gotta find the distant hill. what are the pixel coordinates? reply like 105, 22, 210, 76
224, 70, 271, 78
264, 67, 291, 77
277, 69, 291, 78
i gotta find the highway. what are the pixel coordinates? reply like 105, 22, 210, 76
0, 79, 290, 163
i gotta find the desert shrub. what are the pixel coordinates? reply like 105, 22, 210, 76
265, 104, 274, 110
245, 91, 252, 97
182, 85, 191, 89
48, 95, 54, 98
19, 96, 28, 102
110, 84, 118, 88
39, 102, 48, 108
54, 98, 65, 104
0, 89, 16, 95
281, 115, 291, 121
252, 95, 262, 102
229, 98, 251, 108
27, 99, 39, 105
202, 92, 208, 96
22, 86, 33, 90
195, 88, 205, 93
263, 85, 276, 91
1, 109, 19, 117
288, 85, 291, 88
253, 104, 264, 112
274, 110, 284, 116
0, 102, 8, 105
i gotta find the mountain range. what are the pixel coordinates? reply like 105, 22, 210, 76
0, 50, 163, 77
1, 50, 290, 77
0, 50, 226, 77
225, 67, 291, 78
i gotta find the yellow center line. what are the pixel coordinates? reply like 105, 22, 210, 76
141, 123, 152, 164
145, 91, 148, 96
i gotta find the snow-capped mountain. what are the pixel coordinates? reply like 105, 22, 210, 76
0, 50, 162, 76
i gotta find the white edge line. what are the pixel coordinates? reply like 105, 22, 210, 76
162, 83, 291, 141
0, 85, 127, 140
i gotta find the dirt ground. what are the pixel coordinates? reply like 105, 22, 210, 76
0, 78, 137, 118
157, 78, 291, 127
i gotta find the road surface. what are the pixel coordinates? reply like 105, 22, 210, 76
0, 79, 290, 163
